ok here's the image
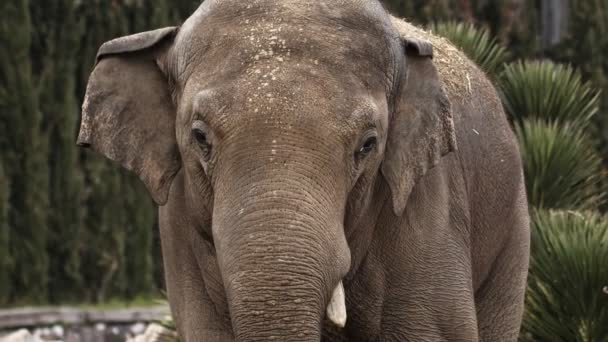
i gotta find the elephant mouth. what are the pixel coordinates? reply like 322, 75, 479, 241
326, 281, 347, 328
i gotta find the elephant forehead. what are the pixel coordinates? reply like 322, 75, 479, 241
189, 78, 379, 138
174, 0, 398, 93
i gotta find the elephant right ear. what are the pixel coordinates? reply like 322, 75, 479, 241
78, 27, 181, 206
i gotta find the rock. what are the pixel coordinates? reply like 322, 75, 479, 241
52, 325, 64, 338
0, 329, 41, 342
126, 323, 177, 342
130, 323, 146, 335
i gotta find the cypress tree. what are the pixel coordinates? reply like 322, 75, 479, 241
171, 0, 203, 23
0, 2, 13, 304
0, 164, 11, 305
546, 1, 608, 162
381, 0, 453, 23
476, 0, 539, 60
0, 0, 49, 303
29, 0, 86, 303
123, 176, 156, 298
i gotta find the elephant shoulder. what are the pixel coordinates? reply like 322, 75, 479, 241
389, 16, 523, 200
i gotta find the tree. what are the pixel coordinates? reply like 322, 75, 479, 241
545, 0, 608, 180
28, 0, 87, 303
0, 164, 11, 305
0, 0, 49, 303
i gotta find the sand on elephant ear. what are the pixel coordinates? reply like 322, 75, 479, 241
389, 17, 481, 101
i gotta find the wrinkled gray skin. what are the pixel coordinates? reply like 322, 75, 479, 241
78, 0, 530, 341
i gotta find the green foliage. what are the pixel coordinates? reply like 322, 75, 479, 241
32, 0, 86, 303
79, 161, 125, 303
0, 0, 207, 306
515, 119, 606, 211
123, 178, 156, 298
0, 0, 50, 304
382, 0, 453, 23
0, 164, 11, 304
500, 61, 601, 129
381, 0, 539, 60
521, 210, 608, 342
545, 0, 608, 161
497, 15, 608, 341
429, 21, 509, 77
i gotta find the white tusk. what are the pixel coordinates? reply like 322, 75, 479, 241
326, 281, 347, 328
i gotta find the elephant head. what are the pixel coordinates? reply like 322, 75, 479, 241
78, 0, 455, 340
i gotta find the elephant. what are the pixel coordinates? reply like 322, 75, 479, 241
77, 0, 530, 341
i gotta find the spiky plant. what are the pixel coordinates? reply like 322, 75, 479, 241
500, 61, 601, 129
515, 119, 606, 211
429, 21, 509, 77
521, 210, 608, 342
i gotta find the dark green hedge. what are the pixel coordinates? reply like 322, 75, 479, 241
0, 0, 200, 306
1, 0, 605, 306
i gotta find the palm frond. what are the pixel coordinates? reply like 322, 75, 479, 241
429, 21, 509, 77
516, 119, 606, 210
521, 209, 608, 342
500, 61, 601, 128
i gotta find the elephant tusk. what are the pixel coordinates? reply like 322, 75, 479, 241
326, 281, 347, 328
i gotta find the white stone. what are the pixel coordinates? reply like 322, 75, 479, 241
0, 329, 40, 342
127, 323, 177, 342
51, 325, 64, 338
130, 322, 146, 335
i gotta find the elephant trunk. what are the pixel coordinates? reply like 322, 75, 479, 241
213, 171, 350, 341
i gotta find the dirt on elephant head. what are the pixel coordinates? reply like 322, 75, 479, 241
390, 17, 494, 102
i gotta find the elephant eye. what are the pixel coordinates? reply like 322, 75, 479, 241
193, 128, 207, 145
192, 126, 212, 161
355, 135, 378, 159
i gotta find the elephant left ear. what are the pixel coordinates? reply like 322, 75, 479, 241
381, 37, 457, 216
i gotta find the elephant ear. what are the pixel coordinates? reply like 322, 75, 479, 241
78, 27, 181, 205
381, 37, 457, 216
